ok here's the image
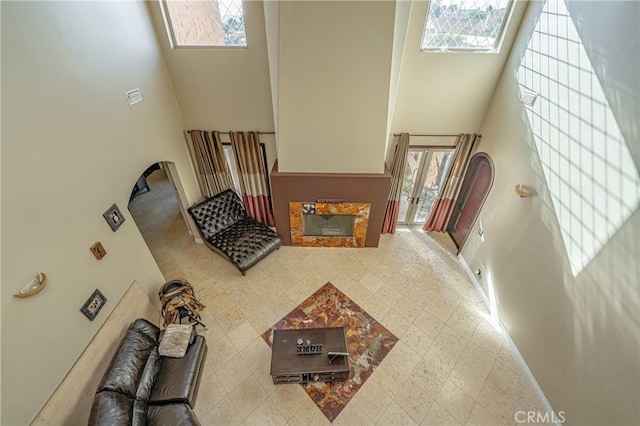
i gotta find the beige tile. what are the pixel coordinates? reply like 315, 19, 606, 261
476, 380, 518, 424
268, 384, 308, 421
370, 361, 409, 398
378, 400, 418, 425
458, 341, 497, 379
425, 295, 460, 323
207, 335, 241, 369
239, 337, 272, 373
401, 324, 434, 356
194, 370, 227, 413
435, 380, 476, 424
395, 292, 427, 323
331, 398, 375, 426
409, 360, 448, 400
376, 282, 405, 307
344, 283, 374, 306
394, 379, 434, 423
421, 401, 462, 425
288, 392, 331, 425
364, 294, 393, 319
217, 355, 252, 394
381, 306, 412, 337
496, 343, 522, 375
465, 401, 506, 425
351, 378, 393, 423
449, 360, 487, 399
413, 309, 446, 340
217, 304, 248, 335
200, 396, 244, 425
384, 340, 423, 377
433, 324, 471, 358
229, 376, 269, 419
423, 343, 459, 378
228, 320, 259, 352
243, 397, 288, 425
486, 359, 525, 397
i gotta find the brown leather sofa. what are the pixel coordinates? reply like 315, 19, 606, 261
88, 318, 207, 426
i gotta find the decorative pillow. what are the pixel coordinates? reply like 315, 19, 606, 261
158, 324, 194, 358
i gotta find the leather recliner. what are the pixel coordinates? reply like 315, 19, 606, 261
188, 189, 282, 275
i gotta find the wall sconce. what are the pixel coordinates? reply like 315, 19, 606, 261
14, 272, 48, 298
515, 184, 531, 197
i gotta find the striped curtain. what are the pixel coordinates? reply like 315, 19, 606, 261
381, 133, 411, 234
230, 131, 276, 227
424, 133, 480, 232
187, 130, 234, 198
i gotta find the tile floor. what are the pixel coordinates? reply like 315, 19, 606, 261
128, 168, 547, 425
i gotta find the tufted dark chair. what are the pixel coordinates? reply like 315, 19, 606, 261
187, 189, 282, 275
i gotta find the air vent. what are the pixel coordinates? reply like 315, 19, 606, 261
126, 88, 143, 106
520, 89, 538, 107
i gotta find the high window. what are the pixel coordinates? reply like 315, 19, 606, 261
422, 0, 515, 52
160, 0, 247, 48
517, 0, 640, 275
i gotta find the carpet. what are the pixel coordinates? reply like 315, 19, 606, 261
261, 282, 399, 422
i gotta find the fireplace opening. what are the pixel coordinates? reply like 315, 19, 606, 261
303, 214, 356, 237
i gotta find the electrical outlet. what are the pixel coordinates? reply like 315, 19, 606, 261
90, 242, 107, 260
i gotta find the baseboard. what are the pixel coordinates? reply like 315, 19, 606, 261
458, 254, 561, 426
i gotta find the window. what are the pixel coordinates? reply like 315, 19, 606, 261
160, 0, 247, 48
421, 0, 515, 52
517, 0, 640, 276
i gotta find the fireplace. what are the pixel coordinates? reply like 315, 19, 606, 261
270, 162, 392, 247
289, 202, 370, 247
303, 214, 355, 237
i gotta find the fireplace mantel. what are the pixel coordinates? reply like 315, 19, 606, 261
270, 162, 391, 247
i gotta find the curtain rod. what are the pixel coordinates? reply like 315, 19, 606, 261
186, 130, 276, 135
393, 133, 459, 137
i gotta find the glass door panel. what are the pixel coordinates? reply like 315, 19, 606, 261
414, 151, 453, 223
398, 147, 453, 226
398, 150, 425, 224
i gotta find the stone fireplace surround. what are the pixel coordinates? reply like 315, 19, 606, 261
270, 162, 392, 247
290, 202, 371, 247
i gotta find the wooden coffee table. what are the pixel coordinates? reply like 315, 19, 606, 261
270, 327, 350, 384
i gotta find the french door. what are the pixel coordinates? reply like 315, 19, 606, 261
398, 147, 454, 226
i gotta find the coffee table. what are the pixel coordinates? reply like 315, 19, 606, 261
269, 327, 350, 384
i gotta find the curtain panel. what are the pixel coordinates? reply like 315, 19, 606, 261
381, 133, 411, 234
187, 130, 234, 198
230, 131, 276, 227
423, 133, 480, 232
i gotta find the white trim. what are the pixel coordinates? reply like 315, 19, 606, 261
195, 238, 203, 244
458, 254, 561, 426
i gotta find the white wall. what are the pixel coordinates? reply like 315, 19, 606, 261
0, 2, 197, 424
391, 0, 528, 135
277, 1, 395, 174
462, 2, 640, 424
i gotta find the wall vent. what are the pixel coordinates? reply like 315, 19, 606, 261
126, 88, 143, 105
520, 89, 538, 107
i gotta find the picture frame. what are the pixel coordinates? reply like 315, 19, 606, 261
81, 289, 107, 321
103, 203, 125, 232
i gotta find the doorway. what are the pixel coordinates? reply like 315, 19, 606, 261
448, 152, 494, 250
398, 147, 454, 226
